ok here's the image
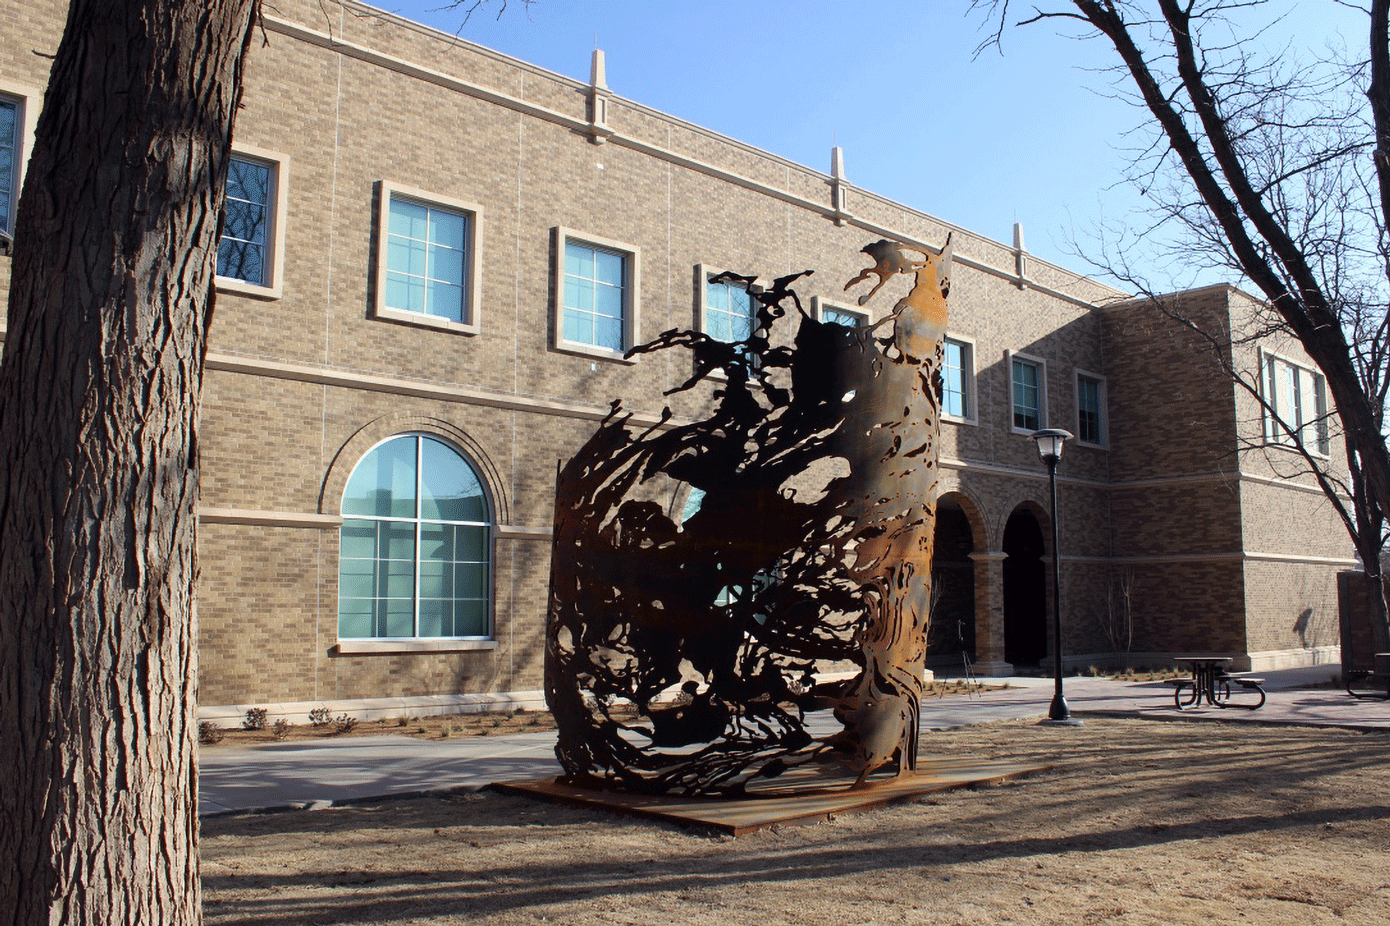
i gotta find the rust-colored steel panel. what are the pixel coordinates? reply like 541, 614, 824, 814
545, 239, 952, 796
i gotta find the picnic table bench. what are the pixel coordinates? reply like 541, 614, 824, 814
1345, 652, 1390, 701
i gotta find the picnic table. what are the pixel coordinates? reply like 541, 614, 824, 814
1169, 655, 1265, 711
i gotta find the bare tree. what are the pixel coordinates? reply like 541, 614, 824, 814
976, 0, 1390, 649
0, 1, 259, 923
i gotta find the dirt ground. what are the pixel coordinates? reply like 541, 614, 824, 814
201, 717, 1390, 925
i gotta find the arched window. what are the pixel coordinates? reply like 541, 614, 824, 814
338, 434, 491, 639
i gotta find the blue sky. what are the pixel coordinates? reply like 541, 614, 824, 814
379, 0, 1366, 290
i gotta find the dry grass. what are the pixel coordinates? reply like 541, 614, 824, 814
202, 717, 1390, 925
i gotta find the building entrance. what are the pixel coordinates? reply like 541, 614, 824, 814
928, 497, 975, 669
1003, 506, 1047, 666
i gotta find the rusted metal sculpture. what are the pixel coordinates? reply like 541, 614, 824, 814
545, 238, 952, 796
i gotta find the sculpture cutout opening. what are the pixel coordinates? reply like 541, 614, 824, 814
545, 238, 953, 796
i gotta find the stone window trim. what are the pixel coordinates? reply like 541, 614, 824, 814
551, 225, 641, 363
1007, 350, 1048, 435
336, 431, 496, 643
0, 80, 41, 241
372, 180, 483, 336
811, 295, 870, 329
214, 144, 289, 299
1074, 368, 1108, 449
1259, 348, 1331, 458
942, 333, 979, 427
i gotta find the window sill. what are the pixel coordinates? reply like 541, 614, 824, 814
1075, 439, 1108, 451
216, 276, 283, 301
942, 414, 978, 427
334, 639, 498, 655
374, 307, 479, 336
552, 341, 638, 364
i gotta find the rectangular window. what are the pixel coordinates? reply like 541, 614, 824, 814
553, 227, 639, 357
0, 97, 17, 235
1263, 353, 1329, 455
705, 273, 756, 342
218, 156, 272, 285
942, 337, 974, 420
216, 146, 288, 298
1076, 372, 1106, 446
386, 197, 469, 322
1011, 355, 1044, 431
812, 296, 867, 329
373, 181, 482, 334
821, 306, 866, 328
565, 241, 626, 350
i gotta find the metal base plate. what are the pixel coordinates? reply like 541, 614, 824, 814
492, 757, 1050, 836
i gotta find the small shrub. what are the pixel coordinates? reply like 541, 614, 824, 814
333, 713, 358, 735
308, 706, 332, 728
198, 721, 224, 745
243, 707, 268, 731
272, 718, 291, 740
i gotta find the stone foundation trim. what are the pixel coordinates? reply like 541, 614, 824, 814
1246, 645, 1342, 672
333, 639, 499, 655
197, 689, 546, 726
206, 351, 676, 427
199, 505, 549, 540
200, 507, 341, 529
1066, 551, 1358, 567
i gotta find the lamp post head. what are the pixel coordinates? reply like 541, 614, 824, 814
1030, 428, 1073, 467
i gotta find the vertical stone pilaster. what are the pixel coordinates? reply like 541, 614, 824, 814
970, 550, 1012, 676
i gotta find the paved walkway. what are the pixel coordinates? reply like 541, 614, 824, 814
199, 666, 1390, 817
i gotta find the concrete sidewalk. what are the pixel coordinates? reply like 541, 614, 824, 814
199, 665, 1389, 817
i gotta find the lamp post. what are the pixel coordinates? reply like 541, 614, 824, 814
1030, 428, 1081, 726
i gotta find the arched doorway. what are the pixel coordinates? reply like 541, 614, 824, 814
928, 496, 975, 669
1003, 506, 1047, 666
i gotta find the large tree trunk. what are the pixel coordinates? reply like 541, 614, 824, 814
0, 1, 258, 923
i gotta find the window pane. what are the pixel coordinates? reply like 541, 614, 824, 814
389, 197, 427, 238
456, 563, 488, 595
430, 209, 466, 251
596, 316, 624, 352
454, 598, 488, 636
338, 600, 374, 639
595, 249, 624, 285
342, 436, 417, 517
418, 560, 451, 599
417, 598, 449, 638
419, 522, 455, 560
380, 522, 416, 560
565, 241, 593, 278
382, 598, 414, 638
456, 525, 488, 561
419, 438, 487, 522
339, 520, 378, 559
426, 279, 464, 322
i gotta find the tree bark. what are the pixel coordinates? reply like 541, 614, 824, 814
0, 1, 258, 923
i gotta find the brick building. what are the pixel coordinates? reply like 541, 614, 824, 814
0, 0, 1354, 718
